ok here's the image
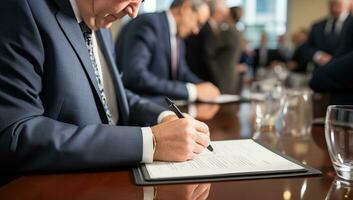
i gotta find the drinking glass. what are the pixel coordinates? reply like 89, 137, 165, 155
282, 89, 313, 137
251, 79, 286, 132
325, 105, 353, 181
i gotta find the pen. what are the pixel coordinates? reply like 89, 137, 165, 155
164, 97, 214, 152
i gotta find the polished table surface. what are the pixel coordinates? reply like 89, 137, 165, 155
0, 102, 350, 200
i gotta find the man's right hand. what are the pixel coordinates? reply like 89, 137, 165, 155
315, 52, 332, 66
151, 118, 210, 162
196, 82, 220, 101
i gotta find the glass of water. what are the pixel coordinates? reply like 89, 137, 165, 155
251, 79, 286, 132
325, 105, 353, 181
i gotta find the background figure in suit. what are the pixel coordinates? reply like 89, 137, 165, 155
311, 1, 353, 105
115, 0, 220, 102
301, 0, 352, 67
277, 34, 292, 62
287, 29, 310, 74
186, 0, 243, 94
253, 32, 284, 75
0, 0, 211, 173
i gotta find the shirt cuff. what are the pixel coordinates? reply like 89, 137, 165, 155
157, 111, 175, 124
313, 51, 323, 64
141, 127, 154, 163
186, 83, 197, 102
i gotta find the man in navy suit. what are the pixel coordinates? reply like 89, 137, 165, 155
0, 0, 211, 173
302, 0, 352, 66
310, 2, 353, 105
115, 0, 220, 102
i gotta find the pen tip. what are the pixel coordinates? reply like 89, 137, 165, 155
207, 145, 214, 152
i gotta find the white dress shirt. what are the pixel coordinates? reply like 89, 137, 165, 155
69, 0, 174, 163
166, 11, 197, 102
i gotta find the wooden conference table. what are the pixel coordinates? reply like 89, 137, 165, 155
0, 101, 348, 200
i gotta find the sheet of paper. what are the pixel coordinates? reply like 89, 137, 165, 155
145, 139, 304, 179
199, 94, 242, 104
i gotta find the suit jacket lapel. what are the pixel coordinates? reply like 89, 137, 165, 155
161, 12, 172, 77
96, 30, 130, 125
54, 0, 109, 123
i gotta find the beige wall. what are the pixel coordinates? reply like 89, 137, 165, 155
287, 0, 328, 36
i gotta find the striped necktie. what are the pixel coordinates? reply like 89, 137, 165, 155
79, 22, 114, 125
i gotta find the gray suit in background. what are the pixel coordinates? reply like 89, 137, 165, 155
186, 22, 242, 94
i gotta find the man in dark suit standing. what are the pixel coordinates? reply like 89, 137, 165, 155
310, 0, 353, 105
115, 0, 220, 102
0, 0, 211, 173
302, 0, 352, 66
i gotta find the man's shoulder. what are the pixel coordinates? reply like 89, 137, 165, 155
130, 12, 165, 25
311, 17, 328, 29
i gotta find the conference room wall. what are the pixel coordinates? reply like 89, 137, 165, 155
287, 0, 328, 36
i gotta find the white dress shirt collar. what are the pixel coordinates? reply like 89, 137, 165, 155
166, 10, 177, 37
69, 0, 83, 23
325, 11, 349, 34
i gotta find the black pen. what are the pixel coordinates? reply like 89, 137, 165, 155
164, 97, 214, 152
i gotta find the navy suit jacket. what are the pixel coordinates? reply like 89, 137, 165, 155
115, 12, 202, 101
310, 51, 353, 105
303, 15, 353, 61
0, 0, 165, 172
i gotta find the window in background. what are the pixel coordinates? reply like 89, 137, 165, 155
139, 0, 288, 49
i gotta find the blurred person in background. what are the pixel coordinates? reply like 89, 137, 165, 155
253, 32, 284, 76
185, 0, 239, 94
302, 0, 352, 67
287, 29, 310, 74
115, 0, 220, 103
310, 0, 353, 105
277, 34, 292, 62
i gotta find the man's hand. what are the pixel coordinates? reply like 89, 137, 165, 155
315, 52, 332, 66
196, 82, 220, 101
151, 118, 210, 161
196, 104, 219, 120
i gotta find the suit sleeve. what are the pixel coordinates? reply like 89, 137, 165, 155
117, 20, 190, 100
310, 51, 353, 93
125, 89, 166, 126
0, 0, 144, 172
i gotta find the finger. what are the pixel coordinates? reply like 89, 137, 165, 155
193, 142, 206, 154
195, 185, 211, 200
191, 131, 210, 148
187, 152, 198, 161
192, 184, 211, 200
191, 120, 210, 136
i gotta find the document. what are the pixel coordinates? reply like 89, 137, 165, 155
198, 94, 242, 104
144, 139, 305, 180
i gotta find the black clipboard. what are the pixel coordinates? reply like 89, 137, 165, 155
132, 140, 321, 185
